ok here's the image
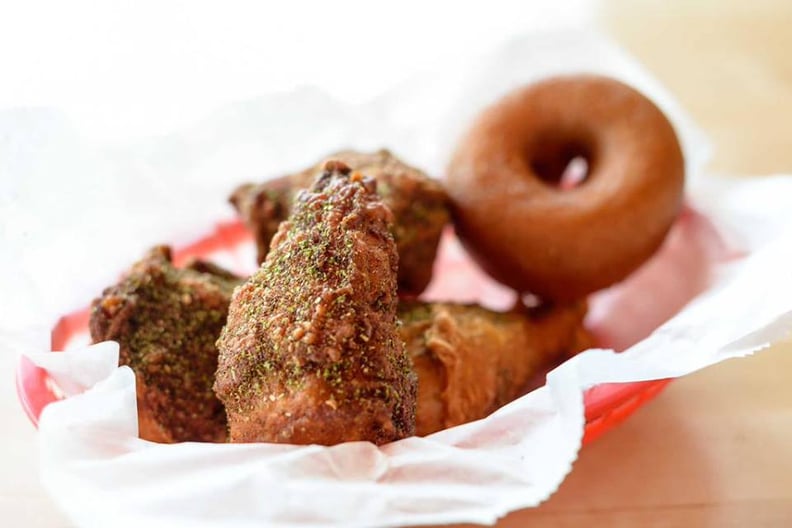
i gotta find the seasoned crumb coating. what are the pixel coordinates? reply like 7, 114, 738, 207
89, 246, 241, 443
230, 149, 449, 295
216, 161, 417, 445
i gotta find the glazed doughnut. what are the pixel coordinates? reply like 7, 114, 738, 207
446, 75, 685, 301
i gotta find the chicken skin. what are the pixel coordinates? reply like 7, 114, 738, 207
230, 149, 449, 295
89, 246, 241, 443
399, 301, 591, 436
215, 161, 417, 446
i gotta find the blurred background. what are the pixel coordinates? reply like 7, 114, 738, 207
1, 0, 789, 175
1, 0, 791, 526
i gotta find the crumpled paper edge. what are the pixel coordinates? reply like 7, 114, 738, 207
27, 174, 792, 528
9, 29, 792, 527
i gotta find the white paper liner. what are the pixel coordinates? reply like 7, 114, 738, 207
5, 30, 792, 527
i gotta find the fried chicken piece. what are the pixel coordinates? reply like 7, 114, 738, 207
215, 161, 417, 446
89, 246, 241, 443
230, 149, 449, 295
399, 301, 591, 436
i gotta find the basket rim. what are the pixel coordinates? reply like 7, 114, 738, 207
16, 219, 672, 442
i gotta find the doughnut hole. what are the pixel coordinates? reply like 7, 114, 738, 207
528, 135, 592, 190
446, 75, 685, 302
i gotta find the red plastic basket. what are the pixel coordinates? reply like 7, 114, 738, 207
15, 220, 670, 444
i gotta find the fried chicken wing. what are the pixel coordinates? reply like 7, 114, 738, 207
399, 301, 591, 436
230, 149, 449, 295
89, 246, 241, 443
216, 161, 417, 445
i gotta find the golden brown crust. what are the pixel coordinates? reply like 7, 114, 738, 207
446, 75, 685, 301
216, 161, 417, 446
230, 149, 449, 295
400, 301, 590, 436
89, 246, 241, 443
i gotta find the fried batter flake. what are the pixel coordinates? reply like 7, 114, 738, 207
90, 246, 241, 443
230, 149, 449, 294
216, 161, 417, 445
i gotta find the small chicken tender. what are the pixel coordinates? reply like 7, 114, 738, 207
399, 301, 591, 436
230, 149, 449, 295
215, 161, 417, 445
89, 246, 241, 443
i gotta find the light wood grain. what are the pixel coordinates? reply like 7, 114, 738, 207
450, 345, 792, 527
601, 0, 792, 175
3, 1, 792, 526
459, 1, 792, 525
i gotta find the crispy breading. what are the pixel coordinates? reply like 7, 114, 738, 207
89, 246, 241, 443
230, 149, 449, 295
399, 301, 591, 436
216, 161, 417, 445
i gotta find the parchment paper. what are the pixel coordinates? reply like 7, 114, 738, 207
5, 30, 792, 528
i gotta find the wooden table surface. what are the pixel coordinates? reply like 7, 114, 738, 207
473, 2, 792, 526
3, 1, 791, 526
